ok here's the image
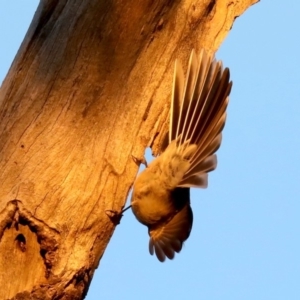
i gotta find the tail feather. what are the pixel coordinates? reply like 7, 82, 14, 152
184, 54, 220, 145
190, 106, 227, 166
179, 173, 208, 188
169, 49, 232, 188
179, 154, 217, 188
176, 50, 200, 143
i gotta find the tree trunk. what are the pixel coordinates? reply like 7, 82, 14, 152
0, 0, 257, 299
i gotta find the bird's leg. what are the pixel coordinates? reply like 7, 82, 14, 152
120, 205, 132, 214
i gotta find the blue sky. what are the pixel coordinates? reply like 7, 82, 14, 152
1, 1, 299, 299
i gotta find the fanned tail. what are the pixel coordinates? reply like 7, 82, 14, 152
170, 49, 232, 188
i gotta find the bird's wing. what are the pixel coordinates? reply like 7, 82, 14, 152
148, 203, 193, 262
170, 49, 232, 188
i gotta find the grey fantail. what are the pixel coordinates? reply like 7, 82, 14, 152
131, 49, 232, 262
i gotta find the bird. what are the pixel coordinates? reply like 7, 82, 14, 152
130, 48, 232, 262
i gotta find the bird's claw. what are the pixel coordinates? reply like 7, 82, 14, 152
105, 209, 123, 225
131, 155, 148, 168
105, 205, 132, 225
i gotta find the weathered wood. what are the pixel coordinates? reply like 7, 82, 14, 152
0, 0, 258, 298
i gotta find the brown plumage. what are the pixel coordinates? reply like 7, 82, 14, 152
131, 49, 232, 262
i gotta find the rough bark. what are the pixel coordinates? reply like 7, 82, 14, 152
0, 0, 258, 299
